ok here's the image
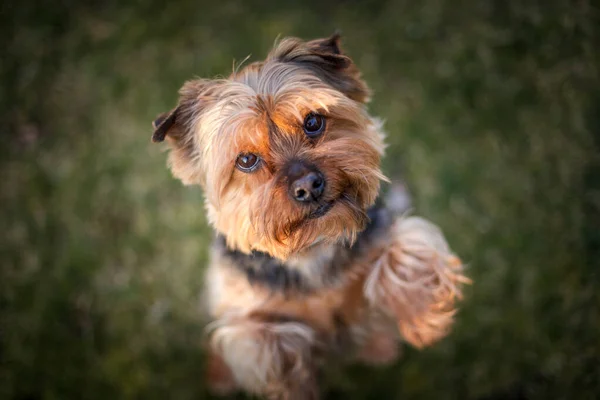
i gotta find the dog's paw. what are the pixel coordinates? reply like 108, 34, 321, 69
364, 216, 470, 348
207, 315, 319, 399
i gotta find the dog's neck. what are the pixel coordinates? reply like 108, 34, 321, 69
216, 205, 392, 293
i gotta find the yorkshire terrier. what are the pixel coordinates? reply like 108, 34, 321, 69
151, 33, 469, 399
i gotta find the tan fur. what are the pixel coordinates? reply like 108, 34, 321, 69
152, 34, 469, 399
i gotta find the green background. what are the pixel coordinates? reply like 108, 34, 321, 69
2, 0, 599, 399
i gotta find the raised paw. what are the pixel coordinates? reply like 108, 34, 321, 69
364, 216, 471, 348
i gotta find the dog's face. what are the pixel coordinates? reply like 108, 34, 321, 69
153, 34, 386, 260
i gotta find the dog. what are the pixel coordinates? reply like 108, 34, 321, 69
151, 33, 469, 400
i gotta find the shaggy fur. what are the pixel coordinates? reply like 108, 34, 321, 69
152, 33, 469, 399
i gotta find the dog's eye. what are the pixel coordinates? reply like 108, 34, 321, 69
303, 113, 326, 138
235, 153, 260, 172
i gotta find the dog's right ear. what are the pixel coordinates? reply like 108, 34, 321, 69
150, 79, 222, 185
151, 79, 221, 144
152, 107, 180, 143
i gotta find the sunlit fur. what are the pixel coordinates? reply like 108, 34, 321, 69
153, 34, 469, 399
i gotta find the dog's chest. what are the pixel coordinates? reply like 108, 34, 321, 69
204, 206, 392, 332
205, 254, 368, 333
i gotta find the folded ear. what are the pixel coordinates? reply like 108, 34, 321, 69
151, 79, 217, 143
307, 31, 344, 58
150, 79, 219, 185
270, 32, 371, 103
152, 107, 179, 142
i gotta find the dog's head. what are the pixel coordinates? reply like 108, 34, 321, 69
153, 33, 386, 260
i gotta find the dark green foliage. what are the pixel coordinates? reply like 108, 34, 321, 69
1, 1, 599, 399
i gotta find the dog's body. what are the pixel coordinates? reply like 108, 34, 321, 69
152, 34, 468, 399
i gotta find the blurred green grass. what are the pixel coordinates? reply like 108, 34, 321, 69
1, 0, 599, 399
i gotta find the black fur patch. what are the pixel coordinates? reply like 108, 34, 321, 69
220, 241, 312, 293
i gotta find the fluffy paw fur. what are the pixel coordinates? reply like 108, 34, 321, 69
208, 316, 319, 400
364, 216, 470, 348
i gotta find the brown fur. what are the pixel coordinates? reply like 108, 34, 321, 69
151, 34, 469, 399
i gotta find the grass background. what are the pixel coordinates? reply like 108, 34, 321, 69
1, 0, 599, 399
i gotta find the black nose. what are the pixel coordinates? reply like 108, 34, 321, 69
287, 161, 325, 202
286, 161, 326, 203
291, 171, 325, 202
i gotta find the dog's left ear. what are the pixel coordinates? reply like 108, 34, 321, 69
307, 31, 343, 56
272, 32, 371, 103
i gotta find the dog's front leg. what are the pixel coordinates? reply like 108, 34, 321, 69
207, 314, 320, 400
364, 216, 470, 348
